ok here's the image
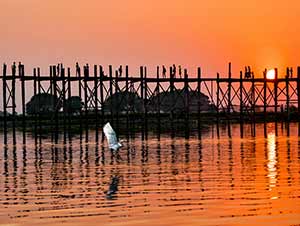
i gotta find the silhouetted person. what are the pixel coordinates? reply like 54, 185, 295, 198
162, 65, 167, 78
76, 62, 81, 77
172, 64, 176, 77
118, 65, 123, 77
18, 62, 23, 76
263, 69, 267, 79
184, 68, 188, 78
178, 65, 182, 78
286, 68, 289, 78
100, 65, 105, 77
86, 64, 90, 76
12, 62, 16, 76
84, 63, 89, 78
286, 67, 293, 78
57, 64, 60, 76
245, 66, 250, 79
248, 66, 251, 78
60, 63, 63, 74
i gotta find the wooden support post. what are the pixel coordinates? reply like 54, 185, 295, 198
109, 65, 113, 124
216, 73, 220, 138
2, 64, 7, 144
125, 65, 129, 135
274, 68, 278, 122
130, 72, 135, 137
99, 65, 105, 141
7, 63, 16, 145
144, 66, 148, 139
33, 68, 38, 144
286, 68, 290, 122
67, 68, 71, 136
37, 67, 42, 144
140, 66, 144, 140
286, 68, 290, 137
263, 69, 267, 122
53, 66, 59, 143
227, 62, 232, 114
296, 66, 300, 136
50, 66, 54, 142
156, 66, 161, 138
115, 69, 119, 138
227, 63, 231, 138
170, 67, 175, 138
184, 69, 189, 138
239, 71, 243, 138
12, 63, 16, 145
251, 73, 256, 136
84, 64, 89, 143
94, 65, 98, 142
263, 69, 267, 138
20, 63, 26, 144
77, 64, 83, 141
197, 67, 201, 138
61, 66, 66, 143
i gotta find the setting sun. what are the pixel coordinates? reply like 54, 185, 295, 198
266, 69, 275, 80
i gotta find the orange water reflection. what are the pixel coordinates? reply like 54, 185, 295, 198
267, 133, 277, 193
0, 123, 299, 226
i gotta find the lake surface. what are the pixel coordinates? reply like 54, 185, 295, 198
0, 123, 300, 226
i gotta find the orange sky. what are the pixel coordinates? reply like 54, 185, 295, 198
1, 0, 300, 77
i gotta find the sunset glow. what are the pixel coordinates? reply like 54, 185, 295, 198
267, 69, 276, 80
1, 1, 300, 226
0, 1, 300, 75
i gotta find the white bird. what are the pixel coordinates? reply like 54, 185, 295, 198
103, 122, 123, 151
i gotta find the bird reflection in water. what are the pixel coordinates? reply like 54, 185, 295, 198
105, 175, 120, 200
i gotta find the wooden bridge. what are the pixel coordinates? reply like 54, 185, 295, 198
1, 62, 300, 145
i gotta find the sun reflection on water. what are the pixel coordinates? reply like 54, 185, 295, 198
267, 133, 277, 191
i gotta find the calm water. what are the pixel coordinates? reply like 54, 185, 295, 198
0, 123, 300, 226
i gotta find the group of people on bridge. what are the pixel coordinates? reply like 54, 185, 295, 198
161, 64, 187, 78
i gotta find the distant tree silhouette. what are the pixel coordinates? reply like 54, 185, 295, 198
26, 93, 61, 115
64, 96, 83, 114
102, 91, 143, 114
148, 89, 216, 113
